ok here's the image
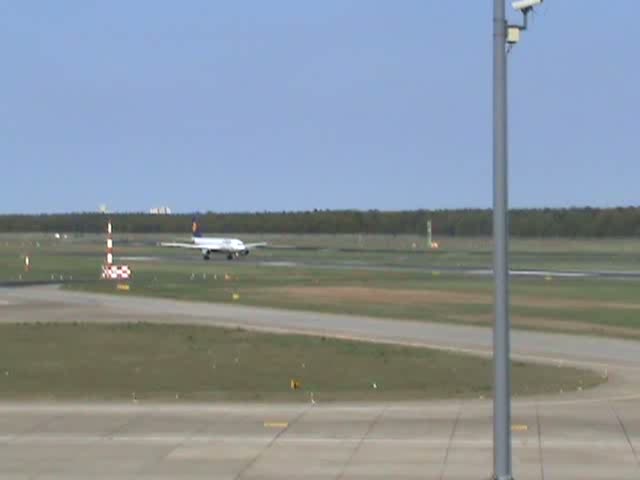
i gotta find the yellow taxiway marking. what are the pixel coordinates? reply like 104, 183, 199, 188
511, 424, 528, 432
264, 422, 289, 428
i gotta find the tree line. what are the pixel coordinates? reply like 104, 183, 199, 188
0, 207, 639, 237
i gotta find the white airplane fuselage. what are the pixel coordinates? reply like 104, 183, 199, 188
193, 237, 250, 260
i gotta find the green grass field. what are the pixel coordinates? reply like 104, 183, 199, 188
0, 323, 602, 402
2, 233, 640, 339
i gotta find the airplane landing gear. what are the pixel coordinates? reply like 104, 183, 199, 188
227, 253, 233, 260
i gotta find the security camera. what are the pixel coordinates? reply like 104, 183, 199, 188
512, 0, 543, 12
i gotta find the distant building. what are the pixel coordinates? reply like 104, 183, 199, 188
149, 206, 172, 215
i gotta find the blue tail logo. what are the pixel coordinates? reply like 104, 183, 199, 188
191, 218, 202, 237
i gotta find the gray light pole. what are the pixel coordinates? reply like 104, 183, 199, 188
492, 1, 542, 479
492, 1, 511, 479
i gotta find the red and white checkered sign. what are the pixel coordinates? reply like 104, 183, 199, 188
101, 265, 132, 280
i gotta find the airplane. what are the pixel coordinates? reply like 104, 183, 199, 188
160, 218, 267, 260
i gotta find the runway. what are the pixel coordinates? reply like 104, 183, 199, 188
1, 286, 640, 479
257, 260, 640, 280
189, 253, 640, 280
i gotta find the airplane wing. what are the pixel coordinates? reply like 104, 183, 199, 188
244, 242, 268, 250
159, 242, 203, 249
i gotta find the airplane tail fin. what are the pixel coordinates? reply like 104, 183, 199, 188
191, 217, 203, 238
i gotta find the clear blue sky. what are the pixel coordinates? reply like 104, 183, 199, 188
2, 1, 638, 214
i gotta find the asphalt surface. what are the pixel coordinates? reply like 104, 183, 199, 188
177, 244, 640, 279
179, 254, 640, 280
257, 260, 640, 280
1, 286, 640, 479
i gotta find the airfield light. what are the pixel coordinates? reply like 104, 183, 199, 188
493, 1, 544, 479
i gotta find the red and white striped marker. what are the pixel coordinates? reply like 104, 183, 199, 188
106, 219, 114, 266
101, 218, 132, 280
